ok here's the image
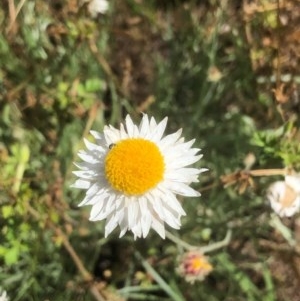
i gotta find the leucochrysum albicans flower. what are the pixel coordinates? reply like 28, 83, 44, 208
177, 251, 213, 284
72, 114, 206, 239
267, 175, 300, 217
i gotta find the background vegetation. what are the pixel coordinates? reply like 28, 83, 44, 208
1, 0, 300, 300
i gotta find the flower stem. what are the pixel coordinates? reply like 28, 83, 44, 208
166, 229, 232, 254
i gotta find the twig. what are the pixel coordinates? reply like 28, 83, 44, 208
27, 204, 106, 301
88, 38, 128, 99
6, 0, 27, 34
259, 239, 300, 257
248, 168, 287, 177
54, 227, 93, 281
55, 226, 106, 301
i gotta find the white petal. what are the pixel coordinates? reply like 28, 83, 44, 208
105, 213, 119, 237
141, 213, 152, 238
90, 130, 103, 139
84, 138, 105, 152
138, 196, 148, 213
119, 123, 129, 139
139, 114, 150, 137
115, 196, 125, 210
162, 207, 181, 229
164, 168, 201, 183
166, 154, 203, 169
90, 195, 116, 220
90, 130, 105, 144
104, 126, 120, 144
181, 138, 195, 149
163, 141, 200, 160
73, 161, 97, 171
128, 201, 139, 229
163, 180, 200, 197
147, 117, 168, 142
89, 201, 106, 220
79, 191, 109, 207
119, 211, 129, 238
282, 201, 300, 217
125, 115, 139, 137
86, 182, 101, 196
148, 192, 165, 220
77, 151, 100, 164
102, 195, 117, 214
71, 179, 91, 189
285, 175, 300, 193
131, 222, 142, 239
151, 215, 165, 239
161, 190, 186, 216
149, 116, 158, 129
73, 170, 97, 179
159, 129, 183, 149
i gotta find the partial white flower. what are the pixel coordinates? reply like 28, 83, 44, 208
0, 291, 9, 301
267, 175, 300, 217
72, 114, 206, 239
86, 0, 109, 18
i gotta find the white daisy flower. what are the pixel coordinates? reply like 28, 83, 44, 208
267, 175, 300, 217
0, 290, 9, 301
72, 114, 206, 239
86, 0, 109, 18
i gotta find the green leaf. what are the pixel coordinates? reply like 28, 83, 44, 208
4, 246, 20, 265
2, 205, 14, 218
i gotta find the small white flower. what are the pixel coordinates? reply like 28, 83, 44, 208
0, 291, 9, 301
267, 175, 300, 217
87, 0, 109, 18
72, 114, 206, 239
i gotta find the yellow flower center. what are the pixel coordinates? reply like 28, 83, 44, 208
104, 138, 165, 195
190, 257, 212, 272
